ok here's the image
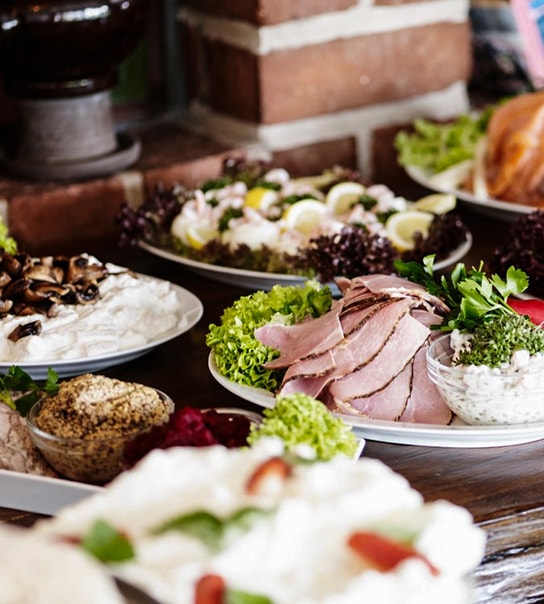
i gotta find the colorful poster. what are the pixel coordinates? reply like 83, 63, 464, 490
511, 0, 544, 87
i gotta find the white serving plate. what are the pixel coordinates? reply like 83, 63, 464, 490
208, 354, 544, 448
0, 278, 204, 380
406, 165, 535, 223
139, 234, 472, 293
0, 469, 101, 515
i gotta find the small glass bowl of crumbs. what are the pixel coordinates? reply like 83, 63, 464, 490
26, 374, 174, 484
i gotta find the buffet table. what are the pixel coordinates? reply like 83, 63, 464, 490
0, 209, 542, 603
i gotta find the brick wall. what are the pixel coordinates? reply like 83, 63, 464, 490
180, 0, 472, 186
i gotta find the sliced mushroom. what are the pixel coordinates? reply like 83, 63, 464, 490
66, 255, 108, 284
8, 320, 43, 341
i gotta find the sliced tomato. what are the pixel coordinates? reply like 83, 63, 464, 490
194, 574, 225, 604
507, 297, 544, 326
347, 531, 439, 576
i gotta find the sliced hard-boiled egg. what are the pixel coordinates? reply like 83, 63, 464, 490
282, 199, 327, 234
223, 221, 280, 250
385, 210, 434, 251
325, 181, 366, 215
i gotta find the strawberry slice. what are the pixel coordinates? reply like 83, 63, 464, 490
195, 574, 226, 604
347, 531, 439, 576
507, 297, 544, 326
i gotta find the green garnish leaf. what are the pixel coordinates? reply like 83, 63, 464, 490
153, 507, 273, 552
226, 589, 274, 604
248, 393, 359, 460
394, 256, 528, 333
394, 109, 492, 173
0, 365, 59, 416
81, 520, 135, 563
0, 216, 17, 254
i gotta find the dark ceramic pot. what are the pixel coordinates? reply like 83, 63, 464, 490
0, 0, 150, 98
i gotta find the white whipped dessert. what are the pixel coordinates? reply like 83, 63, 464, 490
37, 440, 486, 604
0, 267, 186, 362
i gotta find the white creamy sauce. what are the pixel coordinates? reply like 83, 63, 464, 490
38, 442, 486, 604
0, 267, 185, 363
443, 331, 544, 424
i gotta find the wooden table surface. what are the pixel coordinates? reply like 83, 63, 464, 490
1, 207, 542, 603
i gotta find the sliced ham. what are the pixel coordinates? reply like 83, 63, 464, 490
347, 274, 449, 315
329, 313, 430, 402
398, 344, 453, 425
335, 361, 412, 420
257, 302, 344, 369
279, 298, 413, 398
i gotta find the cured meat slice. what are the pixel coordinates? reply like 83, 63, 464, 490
347, 275, 449, 314
335, 361, 412, 420
398, 344, 452, 425
279, 298, 414, 398
257, 302, 344, 369
329, 313, 430, 402
281, 349, 336, 385
0, 404, 56, 476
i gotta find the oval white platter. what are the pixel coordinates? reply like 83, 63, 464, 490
208, 353, 544, 448
0, 278, 204, 380
139, 233, 472, 294
406, 165, 535, 223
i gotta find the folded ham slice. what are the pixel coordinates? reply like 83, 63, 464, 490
255, 275, 452, 425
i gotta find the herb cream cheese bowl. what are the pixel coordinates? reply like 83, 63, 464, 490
26, 374, 174, 484
427, 334, 544, 426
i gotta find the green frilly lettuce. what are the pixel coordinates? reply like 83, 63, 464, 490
206, 281, 332, 392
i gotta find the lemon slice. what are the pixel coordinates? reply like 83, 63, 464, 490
283, 199, 327, 234
186, 223, 219, 250
325, 181, 366, 215
411, 193, 456, 214
385, 210, 434, 251
428, 159, 473, 191
245, 187, 280, 210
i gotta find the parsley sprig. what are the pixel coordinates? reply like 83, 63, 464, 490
0, 366, 59, 416
394, 255, 528, 332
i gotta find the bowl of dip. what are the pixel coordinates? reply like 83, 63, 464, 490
427, 334, 544, 425
27, 374, 174, 484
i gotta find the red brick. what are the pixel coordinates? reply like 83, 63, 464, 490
190, 23, 471, 124
184, 0, 357, 26
7, 178, 127, 256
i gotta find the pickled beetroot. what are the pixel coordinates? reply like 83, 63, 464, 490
122, 407, 252, 468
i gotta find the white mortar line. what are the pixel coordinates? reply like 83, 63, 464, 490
180, 0, 469, 54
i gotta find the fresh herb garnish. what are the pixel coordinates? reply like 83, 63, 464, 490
455, 314, 544, 367
226, 589, 273, 604
153, 507, 273, 552
394, 256, 528, 332
0, 366, 59, 416
81, 519, 135, 563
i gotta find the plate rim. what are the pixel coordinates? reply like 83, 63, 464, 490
208, 352, 544, 448
139, 233, 473, 289
0, 275, 204, 378
405, 165, 535, 217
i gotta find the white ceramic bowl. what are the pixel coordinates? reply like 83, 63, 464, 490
427, 334, 544, 426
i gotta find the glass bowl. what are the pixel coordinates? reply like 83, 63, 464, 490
427, 334, 544, 426
27, 389, 174, 484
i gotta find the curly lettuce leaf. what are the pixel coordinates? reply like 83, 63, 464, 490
206, 281, 332, 392
394, 109, 492, 174
248, 393, 359, 460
